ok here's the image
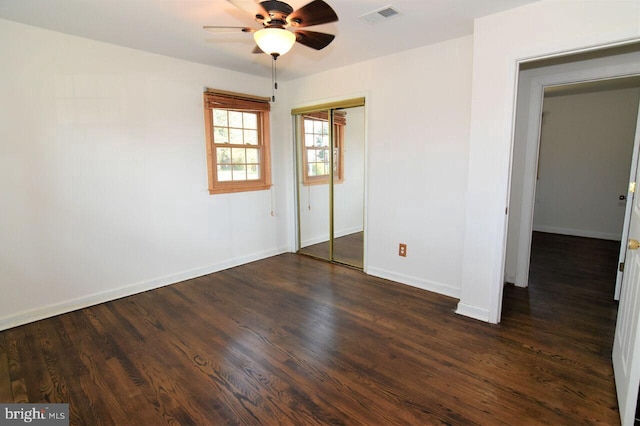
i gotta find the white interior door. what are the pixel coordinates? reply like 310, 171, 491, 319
615, 130, 640, 300
613, 99, 640, 426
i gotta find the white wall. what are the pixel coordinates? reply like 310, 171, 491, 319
281, 35, 474, 298
299, 184, 331, 246
0, 19, 290, 330
533, 87, 640, 239
459, 0, 640, 323
334, 106, 366, 236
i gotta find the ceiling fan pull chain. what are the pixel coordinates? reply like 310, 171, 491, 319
271, 56, 276, 102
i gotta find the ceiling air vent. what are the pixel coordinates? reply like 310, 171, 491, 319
359, 5, 403, 24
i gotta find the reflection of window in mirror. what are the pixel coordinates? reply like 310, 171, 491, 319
301, 111, 345, 186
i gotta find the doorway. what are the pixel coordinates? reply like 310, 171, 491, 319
293, 99, 366, 269
504, 46, 640, 426
504, 43, 640, 294
534, 79, 640, 294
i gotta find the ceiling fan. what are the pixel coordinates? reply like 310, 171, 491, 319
204, 0, 339, 58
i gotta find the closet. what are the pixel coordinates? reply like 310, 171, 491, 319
293, 98, 366, 268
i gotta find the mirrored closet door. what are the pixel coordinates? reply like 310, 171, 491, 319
294, 99, 366, 269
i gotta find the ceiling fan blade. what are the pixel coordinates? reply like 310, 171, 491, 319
203, 26, 255, 33
287, 0, 338, 28
294, 30, 335, 50
252, 45, 265, 54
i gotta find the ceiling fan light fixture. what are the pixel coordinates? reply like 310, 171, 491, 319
254, 28, 296, 57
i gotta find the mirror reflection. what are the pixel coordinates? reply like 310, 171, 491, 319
296, 105, 365, 268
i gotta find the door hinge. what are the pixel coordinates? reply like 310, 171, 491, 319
619, 262, 625, 272
630, 182, 636, 194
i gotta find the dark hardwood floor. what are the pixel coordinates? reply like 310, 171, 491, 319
0, 232, 621, 424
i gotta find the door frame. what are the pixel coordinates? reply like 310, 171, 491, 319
507, 55, 640, 290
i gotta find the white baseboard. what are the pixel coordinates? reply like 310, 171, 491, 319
367, 267, 461, 299
455, 302, 491, 322
336, 226, 364, 238
532, 225, 620, 241
301, 227, 364, 247
0, 246, 289, 331
301, 235, 329, 247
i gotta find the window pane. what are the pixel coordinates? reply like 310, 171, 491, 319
317, 162, 328, 176
246, 148, 259, 164
322, 121, 329, 134
314, 135, 324, 147
213, 110, 227, 126
247, 164, 260, 180
304, 119, 313, 133
217, 164, 232, 182
229, 128, 243, 144
229, 111, 243, 128
313, 120, 323, 134
318, 149, 329, 162
307, 149, 316, 162
233, 165, 247, 180
243, 112, 258, 129
217, 147, 231, 164
305, 134, 315, 147
244, 129, 258, 145
322, 135, 329, 147
232, 149, 246, 164
214, 127, 228, 143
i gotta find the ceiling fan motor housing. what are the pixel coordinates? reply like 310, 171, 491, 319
257, 0, 294, 27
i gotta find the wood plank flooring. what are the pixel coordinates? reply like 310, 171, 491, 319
0, 232, 621, 424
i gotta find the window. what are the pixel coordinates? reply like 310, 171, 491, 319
203, 90, 271, 194
301, 111, 346, 185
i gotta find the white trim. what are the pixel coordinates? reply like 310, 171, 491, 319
455, 303, 491, 323
367, 267, 461, 299
533, 225, 621, 241
0, 247, 289, 331
514, 80, 545, 288
301, 227, 364, 247
301, 234, 328, 247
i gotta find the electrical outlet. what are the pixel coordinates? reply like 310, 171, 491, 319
399, 243, 407, 257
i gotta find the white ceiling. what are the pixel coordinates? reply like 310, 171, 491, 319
0, 0, 541, 81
